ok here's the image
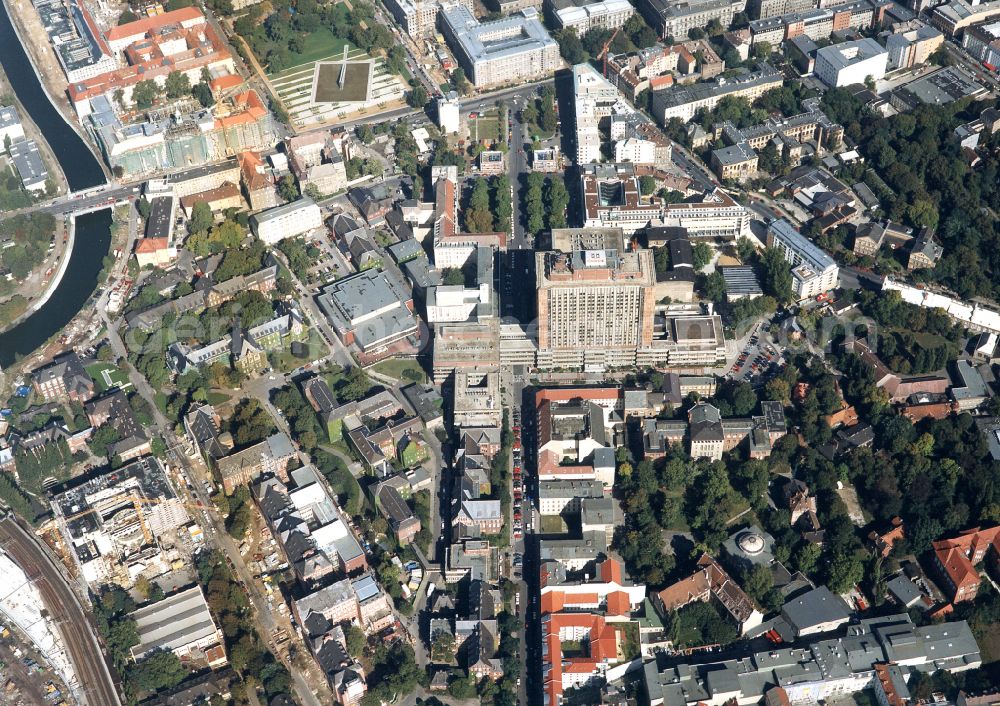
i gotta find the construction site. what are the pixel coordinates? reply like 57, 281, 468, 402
44, 455, 208, 589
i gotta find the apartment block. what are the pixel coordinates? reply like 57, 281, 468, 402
962, 19, 1000, 66
766, 219, 840, 299
651, 65, 784, 123
32, 351, 94, 402
887, 21, 944, 69
639, 0, 746, 40
749, 0, 885, 46
931, 0, 1000, 37
256, 466, 367, 582
250, 198, 324, 244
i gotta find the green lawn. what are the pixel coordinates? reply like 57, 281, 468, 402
469, 113, 501, 144
370, 358, 427, 383
540, 515, 568, 534
85, 362, 132, 393
268, 30, 353, 76
206, 390, 231, 406
269, 330, 325, 373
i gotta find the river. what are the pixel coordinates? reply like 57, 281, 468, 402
0, 0, 111, 368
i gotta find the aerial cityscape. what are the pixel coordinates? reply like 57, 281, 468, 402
0, 0, 999, 701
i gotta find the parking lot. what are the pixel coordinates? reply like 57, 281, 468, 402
725, 323, 786, 388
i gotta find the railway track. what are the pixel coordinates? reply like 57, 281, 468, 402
0, 514, 122, 706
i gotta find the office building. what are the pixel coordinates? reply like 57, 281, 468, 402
478, 150, 505, 174
433, 320, 501, 382
643, 614, 981, 706
250, 198, 323, 244
535, 387, 622, 486
889, 66, 987, 111
453, 368, 502, 427
581, 164, 752, 238
317, 268, 419, 352
766, 219, 839, 298
87, 92, 274, 179
887, 22, 944, 69
654, 554, 763, 635
129, 586, 226, 667
167, 309, 305, 376
712, 143, 759, 181
9, 139, 48, 193
652, 65, 783, 123
383, 0, 472, 37
533, 146, 561, 171
537, 228, 656, 365
547, 0, 634, 33
538, 479, 605, 515
814, 38, 888, 87
33, 0, 116, 83
932, 526, 1000, 603
710, 104, 844, 174
440, 5, 559, 88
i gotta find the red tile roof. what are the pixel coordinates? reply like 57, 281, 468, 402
104, 6, 204, 42
935, 546, 980, 594
135, 237, 169, 253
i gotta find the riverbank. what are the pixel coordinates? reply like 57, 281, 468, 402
2, 0, 108, 183
0, 209, 112, 372
3, 215, 75, 331
0, 68, 68, 198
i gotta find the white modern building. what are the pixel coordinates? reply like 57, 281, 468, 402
440, 5, 560, 88
437, 92, 461, 134
547, 0, 634, 34
573, 63, 626, 165
814, 38, 888, 87
250, 197, 323, 245
767, 219, 840, 298
0, 106, 25, 150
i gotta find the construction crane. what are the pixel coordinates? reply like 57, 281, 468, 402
602, 27, 622, 78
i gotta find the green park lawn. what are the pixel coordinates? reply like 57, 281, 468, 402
268, 30, 353, 77
370, 358, 427, 383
